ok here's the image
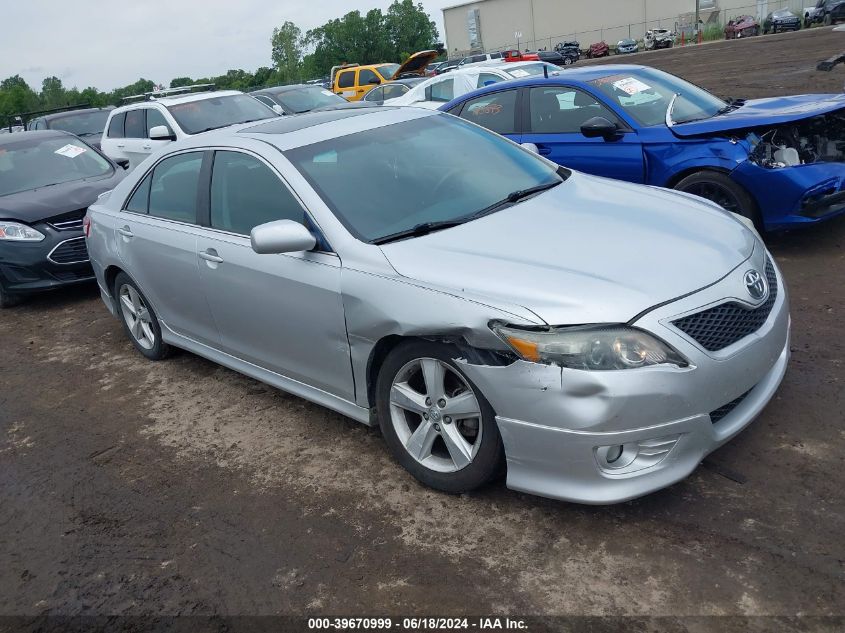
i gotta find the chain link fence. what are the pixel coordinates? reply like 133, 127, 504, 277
454, 0, 811, 57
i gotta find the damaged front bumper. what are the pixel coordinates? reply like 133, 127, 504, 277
732, 160, 845, 229
458, 254, 790, 504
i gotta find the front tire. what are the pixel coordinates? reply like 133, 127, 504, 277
674, 170, 762, 230
375, 340, 504, 494
113, 272, 170, 360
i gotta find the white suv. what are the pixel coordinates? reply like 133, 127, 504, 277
100, 86, 277, 171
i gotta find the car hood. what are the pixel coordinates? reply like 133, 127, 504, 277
392, 50, 440, 78
378, 173, 755, 325
672, 94, 845, 137
0, 171, 124, 223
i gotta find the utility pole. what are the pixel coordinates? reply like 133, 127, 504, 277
695, 0, 700, 37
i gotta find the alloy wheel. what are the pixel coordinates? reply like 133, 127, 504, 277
119, 284, 156, 350
389, 357, 483, 473
681, 181, 742, 214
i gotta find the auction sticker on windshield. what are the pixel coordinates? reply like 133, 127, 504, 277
612, 77, 651, 95
54, 144, 87, 158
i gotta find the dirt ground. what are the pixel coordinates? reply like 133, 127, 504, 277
1, 26, 844, 632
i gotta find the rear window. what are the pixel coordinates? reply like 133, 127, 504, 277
0, 136, 112, 197
165, 94, 276, 135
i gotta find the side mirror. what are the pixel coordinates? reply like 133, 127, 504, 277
149, 125, 175, 141
520, 142, 540, 154
115, 158, 130, 170
250, 220, 316, 254
272, 104, 284, 115
580, 116, 620, 140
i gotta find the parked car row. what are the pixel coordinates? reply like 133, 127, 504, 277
7, 58, 842, 507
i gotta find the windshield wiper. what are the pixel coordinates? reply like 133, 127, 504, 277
371, 179, 562, 245
465, 179, 563, 220
372, 220, 466, 245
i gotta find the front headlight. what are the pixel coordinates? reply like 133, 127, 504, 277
491, 323, 688, 370
0, 221, 45, 242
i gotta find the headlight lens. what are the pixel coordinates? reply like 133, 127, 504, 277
491, 323, 688, 370
0, 221, 45, 242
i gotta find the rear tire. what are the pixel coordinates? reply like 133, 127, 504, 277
824, 13, 832, 25
113, 272, 171, 361
0, 284, 23, 309
375, 340, 505, 494
674, 170, 763, 230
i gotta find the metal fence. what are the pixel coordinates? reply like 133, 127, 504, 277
456, 0, 810, 56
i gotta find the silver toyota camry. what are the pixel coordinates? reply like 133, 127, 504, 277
85, 107, 790, 504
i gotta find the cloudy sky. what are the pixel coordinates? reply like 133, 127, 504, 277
2, 0, 454, 91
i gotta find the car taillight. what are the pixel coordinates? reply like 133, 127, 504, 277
83, 215, 91, 238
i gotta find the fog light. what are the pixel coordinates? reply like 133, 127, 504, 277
606, 444, 624, 464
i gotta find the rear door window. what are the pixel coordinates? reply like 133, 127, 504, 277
459, 90, 519, 135
147, 152, 204, 223
210, 151, 306, 235
337, 70, 355, 89
124, 109, 146, 138
426, 78, 454, 102
107, 113, 126, 138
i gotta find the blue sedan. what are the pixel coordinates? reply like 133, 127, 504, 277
440, 65, 845, 230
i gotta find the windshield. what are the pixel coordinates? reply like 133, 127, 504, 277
589, 67, 728, 127
377, 64, 400, 79
48, 110, 110, 136
286, 114, 562, 243
166, 94, 277, 134
0, 136, 112, 196
274, 86, 345, 113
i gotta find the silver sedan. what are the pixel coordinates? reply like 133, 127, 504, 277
85, 107, 790, 504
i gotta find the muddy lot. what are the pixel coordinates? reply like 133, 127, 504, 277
2, 27, 845, 632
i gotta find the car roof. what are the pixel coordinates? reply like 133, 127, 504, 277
113, 90, 243, 112
161, 107, 435, 154
0, 129, 71, 146
252, 84, 326, 95
36, 107, 112, 122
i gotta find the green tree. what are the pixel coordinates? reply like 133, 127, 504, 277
271, 21, 303, 84
40, 76, 65, 108
385, 0, 439, 59
169, 77, 194, 88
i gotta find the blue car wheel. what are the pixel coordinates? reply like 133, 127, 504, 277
675, 171, 762, 230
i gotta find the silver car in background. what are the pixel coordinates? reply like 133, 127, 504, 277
85, 108, 789, 504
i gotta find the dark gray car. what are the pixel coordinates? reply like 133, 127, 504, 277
0, 130, 126, 307
26, 107, 113, 149
250, 85, 348, 114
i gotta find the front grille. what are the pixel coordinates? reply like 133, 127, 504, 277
709, 390, 751, 424
671, 258, 778, 352
48, 237, 89, 264
46, 209, 86, 231
52, 269, 94, 282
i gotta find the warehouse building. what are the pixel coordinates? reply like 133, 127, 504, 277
442, 0, 806, 55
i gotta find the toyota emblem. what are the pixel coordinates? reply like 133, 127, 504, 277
743, 270, 766, 300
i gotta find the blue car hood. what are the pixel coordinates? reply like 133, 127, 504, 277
671, 94, 845, 137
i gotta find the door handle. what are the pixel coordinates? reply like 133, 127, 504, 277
116, 144, 125, 149
142, 145, 151, 150
537, 145, 552, 156
117, 226, 133, 238
199, 249, 224, 264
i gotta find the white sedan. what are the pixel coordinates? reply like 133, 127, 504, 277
389, 61, 561, 109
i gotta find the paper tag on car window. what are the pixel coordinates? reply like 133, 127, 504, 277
509, 69, 529, 78
54, 144, 87, 158
321, 89, 334, 96
612, 77, 651, 95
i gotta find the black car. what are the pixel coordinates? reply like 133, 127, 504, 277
434, 59, 461, 74
764, 9, 801, 32
26, 107, 112, 149
554, 41, 581, 61
250, 84, 348, 114
810, 0, 845, 24
0, 130, 126, 307
536, 50, 576, 66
